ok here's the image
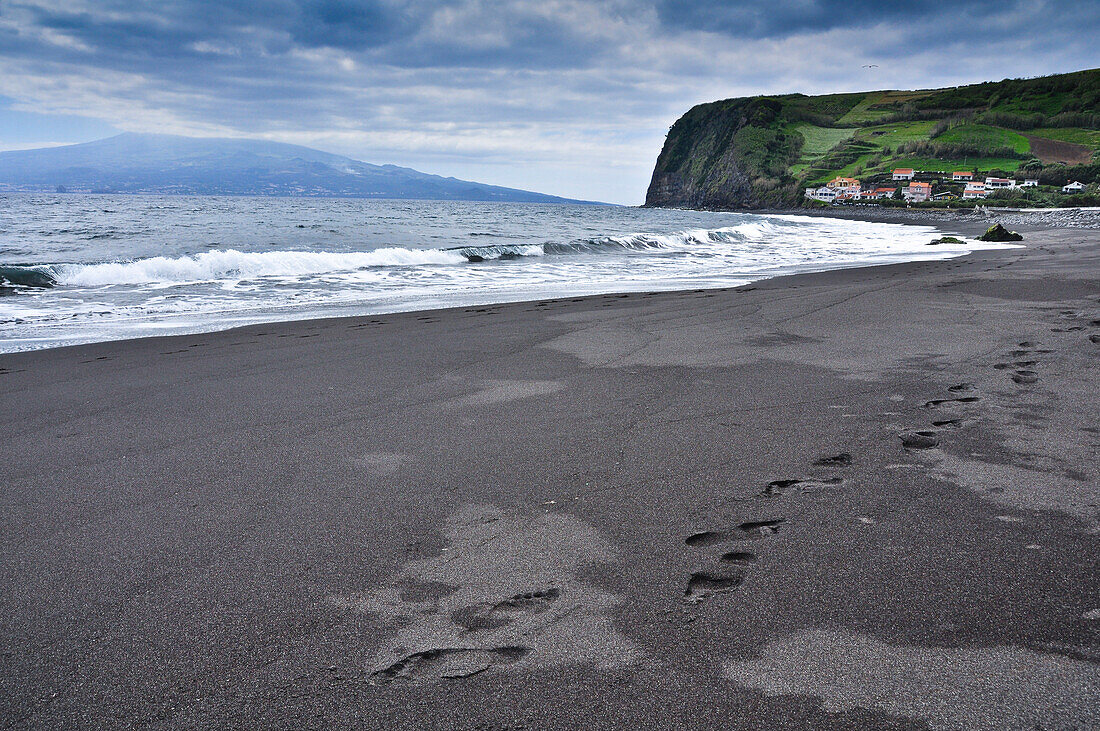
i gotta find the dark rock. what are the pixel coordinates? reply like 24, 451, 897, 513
977, 224, 1024, 242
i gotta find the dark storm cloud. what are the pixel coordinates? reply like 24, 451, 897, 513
7, 0, 609, 70
655, 0, 1008, 38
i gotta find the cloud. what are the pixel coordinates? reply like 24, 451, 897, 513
0, 0, 1097, 203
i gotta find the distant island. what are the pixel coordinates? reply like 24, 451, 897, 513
0, 133, 600, 204
646, 68, 1099, 210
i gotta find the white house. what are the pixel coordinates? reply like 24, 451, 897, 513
805, 186, 839, 202
963, 183, 988, 199
1021, 179, 1039, 187
903, 181, 932, 202
1062, 181, 1086, 193
892, 168, 915, 181
951, 171, 975, 182
985, 177, 1015, 189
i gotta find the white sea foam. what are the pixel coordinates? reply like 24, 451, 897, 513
54, 247, 467, 286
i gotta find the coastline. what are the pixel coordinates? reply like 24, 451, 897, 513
2, 215, 1099, 728
0, 206, 1030, 355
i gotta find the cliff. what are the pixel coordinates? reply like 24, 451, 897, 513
646, 69, 1100, 210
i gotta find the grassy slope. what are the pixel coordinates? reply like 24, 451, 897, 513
650, 68, 1100, 207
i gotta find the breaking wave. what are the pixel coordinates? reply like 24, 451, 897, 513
0, 224, 782, 289
1, 247, 467, 288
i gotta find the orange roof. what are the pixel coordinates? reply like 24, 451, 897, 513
893, 168, 914, 174
952, 171, 973, 177
909, 182, 932, 189
875, 187, 896, 192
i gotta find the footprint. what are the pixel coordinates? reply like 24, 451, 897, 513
685, 518, 786, 546
947, 383, 975, 393
761, 479, 802, 497
451, 588, 562, 632
1090, 334, 1100, 344
736, 518, 786, 538
993, 360, 1036, 370
720, 551, 756, 565
931, 418, 965, 428
683, 570, 745, 604
923, 397, 980, 408
372, 646, 530, 683
1012, 370, 1039, 384
900, 430, 939, 449
492, 588, 561, 612
814, 453, 852, 466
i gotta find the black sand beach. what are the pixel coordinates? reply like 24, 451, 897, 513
2, 215, 1098, 729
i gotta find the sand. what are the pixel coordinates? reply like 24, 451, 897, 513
1, 214, 1098, 729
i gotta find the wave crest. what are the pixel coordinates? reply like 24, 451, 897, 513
0, 220, 796, 289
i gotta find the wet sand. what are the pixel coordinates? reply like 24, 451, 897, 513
1, 215, 1098, 729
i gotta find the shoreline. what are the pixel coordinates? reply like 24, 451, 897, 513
2, 219, 1098, 727
2, 243, 986, 361
0, 207, 1034, 356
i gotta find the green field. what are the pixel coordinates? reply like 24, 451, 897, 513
854, 120, 938, 147
789, 123, 858, 174
791, 123, 858, 155
836, 94, 890, 125
935, 123, 1030, 153
836, 90, 934, 125
994, 91, 1074, 116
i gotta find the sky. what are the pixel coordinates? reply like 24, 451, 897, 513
0, 1, 1097, 204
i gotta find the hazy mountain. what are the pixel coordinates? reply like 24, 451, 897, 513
0, 133, 597, 203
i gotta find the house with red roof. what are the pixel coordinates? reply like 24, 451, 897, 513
826, 177, 861, 196
892, 168, 915, 181
963, 183, 988, 199
903, 181, 932, 202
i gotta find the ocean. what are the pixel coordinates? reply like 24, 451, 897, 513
0, 195, 1004, 352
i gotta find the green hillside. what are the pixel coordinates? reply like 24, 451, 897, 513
646, 69, 1100, 209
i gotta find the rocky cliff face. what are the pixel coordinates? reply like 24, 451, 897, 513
645, 97, 799, 210
645, 156, 756, 210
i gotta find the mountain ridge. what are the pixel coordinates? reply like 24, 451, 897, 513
0, 133, 600, 204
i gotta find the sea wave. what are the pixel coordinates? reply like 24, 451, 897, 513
1, 247, 470, 288
0, 220, 816, 290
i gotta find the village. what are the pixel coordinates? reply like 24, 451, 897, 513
805, 168, 1088, 205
